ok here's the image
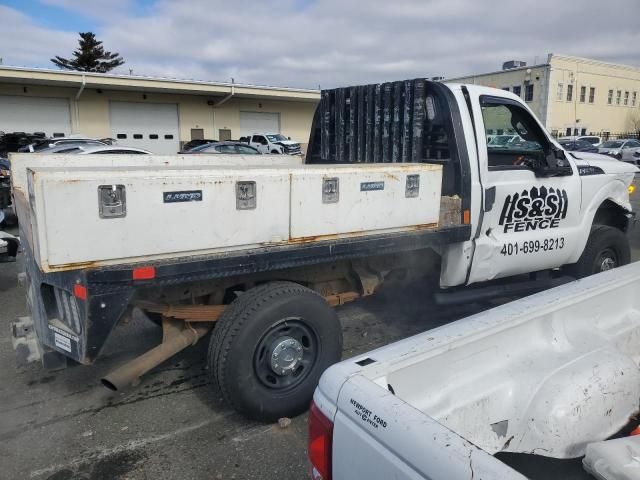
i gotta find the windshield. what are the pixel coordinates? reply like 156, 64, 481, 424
601, 141, 623, 148
266, 134, 288, 142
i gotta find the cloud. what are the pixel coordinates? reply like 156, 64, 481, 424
2, 0, 640, 88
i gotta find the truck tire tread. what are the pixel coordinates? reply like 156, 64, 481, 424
208, 281, 340, 420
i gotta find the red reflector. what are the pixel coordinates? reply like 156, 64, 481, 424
132, 266, 156, 280
73, 284, 87, 300
308, 401, 333, 480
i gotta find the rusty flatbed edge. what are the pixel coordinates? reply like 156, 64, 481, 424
84, 223, 470, 286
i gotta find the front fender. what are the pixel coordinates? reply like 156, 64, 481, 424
567, 179, 632, 264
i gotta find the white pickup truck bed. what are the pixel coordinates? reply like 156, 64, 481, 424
314, 261, 640, 480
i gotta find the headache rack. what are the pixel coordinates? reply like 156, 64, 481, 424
306, 78, 470, 199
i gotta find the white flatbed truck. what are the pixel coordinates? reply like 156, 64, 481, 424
9, 79, 637, 421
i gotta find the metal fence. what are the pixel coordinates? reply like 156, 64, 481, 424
551, 131, 640, 141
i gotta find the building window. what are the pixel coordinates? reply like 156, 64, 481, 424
567, 84, 573, 102
116, 133, 127, 139
608, 89, 613, 104
513, 85, 522, 97
502, 87, 510, 92
565, 127, 572, 136
557, 83, 563, 101
579, 86, 586, 103
149, 134, 158, 139
581, 128, 587, 135
53, 132, 65, 138
164, 134, 174, 140
589, 87, 595, 104
616, 90, 622, 105
551, 129, 558, 137
524, 84, 534, 102
633, 92, 638, 107
624, 91, 629, 106
133, 134, 143, 139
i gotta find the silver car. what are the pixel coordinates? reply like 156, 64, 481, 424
598, 139, 640, 164
37, 144, 151, 154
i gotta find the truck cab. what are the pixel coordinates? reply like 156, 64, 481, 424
245, 132, 303, 155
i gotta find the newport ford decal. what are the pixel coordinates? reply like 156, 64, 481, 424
499, 186, 568, 233
163, 190, 203, 203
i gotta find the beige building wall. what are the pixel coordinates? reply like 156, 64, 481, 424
547, 55, 640, 136
445, 63, 551, 126
445, 54, 640, 137
0, 68, 319, 149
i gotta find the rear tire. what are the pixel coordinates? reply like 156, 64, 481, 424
566, 225, 630, 278
270, 150, 280, 154
208, 281, 342, 421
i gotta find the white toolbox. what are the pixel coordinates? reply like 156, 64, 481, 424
27, 162, 442, 271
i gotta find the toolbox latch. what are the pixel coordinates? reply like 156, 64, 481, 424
98, 184, 127, 218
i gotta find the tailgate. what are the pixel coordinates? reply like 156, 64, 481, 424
332, 375, 524, 480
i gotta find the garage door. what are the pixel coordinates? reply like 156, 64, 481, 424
0, 95, 71, 137
110, 102, 180, 154
240, 111, 280, 137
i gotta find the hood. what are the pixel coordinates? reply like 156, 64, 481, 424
570, 151, 639, 175
275, 140, 300, 146
598, 147, 619, 153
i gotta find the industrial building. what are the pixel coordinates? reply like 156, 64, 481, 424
0, 66, 320, 154
446, 54, 640, 137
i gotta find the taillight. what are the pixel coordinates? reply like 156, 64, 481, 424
308, 401, 333, 480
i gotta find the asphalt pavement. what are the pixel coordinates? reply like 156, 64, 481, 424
1, 176, 639, 480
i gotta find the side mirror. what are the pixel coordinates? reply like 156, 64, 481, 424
534, 148, 572, 177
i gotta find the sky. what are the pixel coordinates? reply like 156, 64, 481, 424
1, 0, 639, 89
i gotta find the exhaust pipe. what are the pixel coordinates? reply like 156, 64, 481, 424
101, 321, 212, 391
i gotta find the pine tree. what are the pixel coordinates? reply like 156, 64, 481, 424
51, 32, 125, 73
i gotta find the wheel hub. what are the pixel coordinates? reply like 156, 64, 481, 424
600, 256, 616, 271
270, 337, 304, 376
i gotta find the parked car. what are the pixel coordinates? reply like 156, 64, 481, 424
562, 135, 602, 146
37, 145, 151, 155
558, 138, 599, 153
190, 141, 260, 154
0, 131, 47, 156
598, 139, 640, 163
20, 137, 107, 153
240, 133, 303, 155
179, 139, 217, 153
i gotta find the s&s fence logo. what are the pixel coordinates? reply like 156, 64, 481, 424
498, 186, 568, 233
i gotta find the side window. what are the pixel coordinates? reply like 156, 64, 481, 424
251, 135, 261, 143
237, 145, 259, 154
216, 144, 237, 153
481, 99, 548, 170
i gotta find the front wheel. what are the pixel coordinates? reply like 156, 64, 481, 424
208, 281, 342, 421
565, 225, 630, 278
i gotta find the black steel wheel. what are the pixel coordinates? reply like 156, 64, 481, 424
208, 281, 342, 421
566, 225, 630, 278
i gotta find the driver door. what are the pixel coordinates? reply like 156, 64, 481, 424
467, 95, 582, 283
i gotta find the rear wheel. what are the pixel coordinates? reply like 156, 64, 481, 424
566, 225, 630, 278
208, 281, 342, 421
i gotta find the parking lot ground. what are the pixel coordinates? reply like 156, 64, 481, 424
1, 176, 639, 480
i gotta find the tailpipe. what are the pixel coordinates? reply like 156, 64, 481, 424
101, 319, 212, 391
